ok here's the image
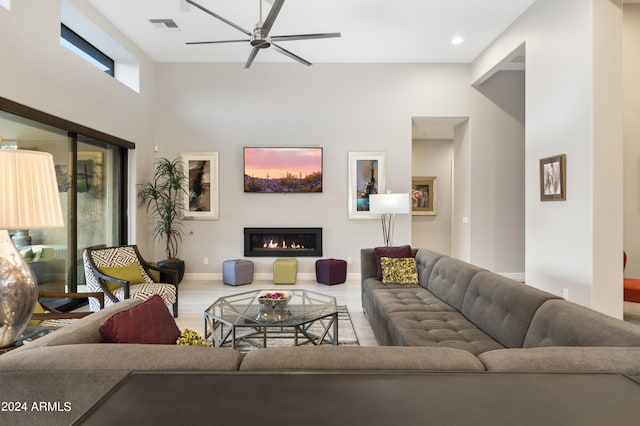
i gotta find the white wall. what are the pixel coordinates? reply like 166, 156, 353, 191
0, 0, 157, 261
471, 0, 624, 317
470, 70, 525, 276
150, 63, 471, 277
452, 120, 471, 261
411, 139, 453, 254
624, 4, 640, 277
0, 0, 156, 145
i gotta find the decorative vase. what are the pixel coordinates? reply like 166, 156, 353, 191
0, 230, 38, 348
157, 259, 185, 284
11, 230, 32, 249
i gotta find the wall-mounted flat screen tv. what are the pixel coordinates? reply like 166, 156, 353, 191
244, 147, 323, 193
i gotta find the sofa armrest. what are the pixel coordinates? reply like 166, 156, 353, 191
360, 248, 378, 281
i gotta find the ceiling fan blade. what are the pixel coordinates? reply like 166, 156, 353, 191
186, 0, 251, 36
261, 0, 285, 37
271, 32, 341, 42
184, 38, 251, 45
272, 43, 311, 66
244, 47, 261, 69
186, 39, 250, 45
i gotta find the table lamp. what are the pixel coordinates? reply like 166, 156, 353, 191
0, 149, 64, 348
369, 192, 410, 247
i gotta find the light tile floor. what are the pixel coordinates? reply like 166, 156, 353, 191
174, 279, 380, 346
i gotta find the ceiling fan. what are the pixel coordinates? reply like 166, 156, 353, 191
185, 0, 341, 68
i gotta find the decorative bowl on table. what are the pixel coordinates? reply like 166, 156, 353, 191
256, 291, 293, 321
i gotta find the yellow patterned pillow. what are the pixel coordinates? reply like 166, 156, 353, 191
176, 328, 212, 347
380, 257, 419, 284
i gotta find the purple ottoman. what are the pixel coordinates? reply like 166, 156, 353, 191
315, 258, 347, 285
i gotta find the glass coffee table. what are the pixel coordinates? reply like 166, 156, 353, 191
204, 289, 338, 350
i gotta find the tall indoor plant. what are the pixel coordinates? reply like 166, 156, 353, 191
138, 157, 188, 283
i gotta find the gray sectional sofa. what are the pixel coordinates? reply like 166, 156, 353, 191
361, 247, 640, 377
1, 247, 639, 378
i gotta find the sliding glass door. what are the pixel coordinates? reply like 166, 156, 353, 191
75, 137, 124, 291
0, 107, 129, 300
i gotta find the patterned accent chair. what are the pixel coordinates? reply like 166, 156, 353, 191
83, 245, 179, 317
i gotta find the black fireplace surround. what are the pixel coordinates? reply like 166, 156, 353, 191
244, 227, 322, 257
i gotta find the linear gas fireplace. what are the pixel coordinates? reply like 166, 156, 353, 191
244, 227, 322, 257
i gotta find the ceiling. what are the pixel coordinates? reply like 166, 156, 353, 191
88, 0, 538, 64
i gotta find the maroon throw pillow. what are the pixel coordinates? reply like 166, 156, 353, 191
374, 245, 412, 280
99, 295, 181, 344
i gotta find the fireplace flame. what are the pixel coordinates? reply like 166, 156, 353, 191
262, 239, 305, 249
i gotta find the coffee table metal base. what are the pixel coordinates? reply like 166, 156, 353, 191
205, 312, 338, 349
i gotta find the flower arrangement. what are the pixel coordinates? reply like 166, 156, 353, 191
260, 291, 289, 300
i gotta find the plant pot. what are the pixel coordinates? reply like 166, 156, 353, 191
157, 259, 185, 284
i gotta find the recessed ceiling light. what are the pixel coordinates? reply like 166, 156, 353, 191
451, 36, 464, 45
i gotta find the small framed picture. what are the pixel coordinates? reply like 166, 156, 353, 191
347, 152, 386, 219
540, 154, 566, 201
411, 176, 437, 215
180, 152, 219, 220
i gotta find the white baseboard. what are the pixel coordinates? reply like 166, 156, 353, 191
182, 272, 362, 282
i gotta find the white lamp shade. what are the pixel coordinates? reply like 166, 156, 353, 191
369, 193, 410, 215
0, 149, 64, 229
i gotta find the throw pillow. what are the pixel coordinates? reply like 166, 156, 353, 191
176, 328, 212, 347
98, 261, 146, 292
19, 247, 34, 261
380, 257, 419, 284
374, 245, 412, 280
99, 295, 181, 344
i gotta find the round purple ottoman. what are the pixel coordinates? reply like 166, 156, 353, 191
315, 258, 347, 285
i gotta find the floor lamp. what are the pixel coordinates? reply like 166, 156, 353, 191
369, 193, 410, 247
0, 149, 64, 348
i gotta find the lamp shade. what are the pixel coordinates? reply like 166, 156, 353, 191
0, 149, 64, 229
369, 193, 410, 215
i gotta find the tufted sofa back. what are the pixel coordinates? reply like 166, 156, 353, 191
461, 272, 559, 348
424, 255, 484, 311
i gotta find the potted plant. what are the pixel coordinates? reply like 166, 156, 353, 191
137, 157, 188, 283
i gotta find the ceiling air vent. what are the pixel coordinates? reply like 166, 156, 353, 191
149, 19, 180, 30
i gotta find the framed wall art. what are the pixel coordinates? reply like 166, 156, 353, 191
540, 154, 566, 201
411, 176, 437, 216
348, 151, 386, 219
243, 147, 323, 193
180, 152, 219, 220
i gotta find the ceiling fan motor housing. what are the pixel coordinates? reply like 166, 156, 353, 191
251, 27, 271, 48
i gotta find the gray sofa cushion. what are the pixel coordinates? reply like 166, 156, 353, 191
363, 283, 459, 346
240, 346, 485, 371
461, 271, 559, 348
426, 256, 484, 311
14, 298, 144, 352
478, 347, 640, 377
414, 248, 445, 288
369, 286, 457, 319
524, 299, 640, 347
386, 311, 505, 354
0, 344, 243, 371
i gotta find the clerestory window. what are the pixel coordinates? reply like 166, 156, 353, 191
60, 23, 115, 77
